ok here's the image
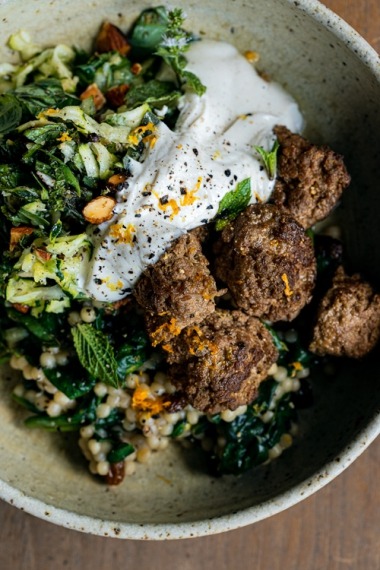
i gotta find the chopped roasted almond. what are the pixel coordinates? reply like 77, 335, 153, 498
11, 303, 30, 314
10, 226, 34, 252
107, 173, 127, 187
96, 22, 131, 56
35, 248, 52, 262
82, 196, 116, 224
106, 84, 129, 108
80, 83, 106, 111
131, 62, 142, 75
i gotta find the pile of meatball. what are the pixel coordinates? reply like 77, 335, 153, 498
133, 126, 380, 414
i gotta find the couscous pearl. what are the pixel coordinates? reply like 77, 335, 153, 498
94, 383, 108, 397
125, 450, 137, 462
23, 364, 36, 380
68, 311, 81, 326
89, 461, 98, 474
125, 374, 138, 389
88, 439, 101, 455
54, 391, 71, 406
10, 354, 29, 371
100, 440, 112, 454
47, 402, 62, 417
125, 408, 137, 422
292, 379, 301, 391
282, 378, 294, 393
164, 382, 176, 394
150, 381, 166, 396
80, 425, 95, 439
261, 410, 274, 423
97, 461, 110, 476
158, 437, 169, 450
164, 412, 180, 425
280, 433, 293, 449
13, 384, 25, 398
55, 351, 69, 366
125, 461, 136, 476
235, 404, 248, 416
106, 394, 120, 407
186, 410, 199, 425
273, 366, 288, 382
136, 447, 151, 464
96, 403, 111, 419
159, 424, 173, 436
80, 306, 96, 323
217, 436, 227, 448
122, 420, 136, 431
94, 452, 106, 463
268, 444, 283, 459
268, 362, 278, 376
147, 435, 160, 450
40, 352, 56, 369
221, 409, 237, 423
296, 367, 310, 379
201, 437, 214, 452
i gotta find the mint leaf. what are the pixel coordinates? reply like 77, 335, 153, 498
156, 9, 206, 96
71, 323, 119, 388
215, 178, 251, 230
254, 140, 279, 180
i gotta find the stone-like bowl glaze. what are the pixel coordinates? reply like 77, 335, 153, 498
0, 0, 379, 540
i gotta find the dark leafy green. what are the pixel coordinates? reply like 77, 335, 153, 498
215, 178, 251, 230
116, 329, 150, 383
43, 361, 96, 399
107, 442, 134, 463
0, 93, 23, 134
128, 6, 170, 57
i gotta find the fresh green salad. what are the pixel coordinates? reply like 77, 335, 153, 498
0, 7, 317, 484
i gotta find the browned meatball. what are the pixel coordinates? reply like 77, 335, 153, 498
310, 266, 380, 358
271, 125, 351, 229
165, 310, 278, 414
213, 203, 316, 322
134, 232, 219, 346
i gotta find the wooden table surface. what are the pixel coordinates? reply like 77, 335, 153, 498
1, 1, 379, 568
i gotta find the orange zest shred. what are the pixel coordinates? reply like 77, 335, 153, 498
150, 318, 182, 346
281, 273, 293, 297
180, 176, 202, 207
109, 223, 136, 245
128, 122, 157, 148
131, 384, 170, 416
57, 132, 72, 142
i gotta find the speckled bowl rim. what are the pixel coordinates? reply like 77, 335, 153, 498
1, 0, 380, 540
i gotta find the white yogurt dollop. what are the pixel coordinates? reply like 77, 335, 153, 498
85, 40, 303, 302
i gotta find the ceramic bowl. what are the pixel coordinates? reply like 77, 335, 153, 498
0, 0, 379, 540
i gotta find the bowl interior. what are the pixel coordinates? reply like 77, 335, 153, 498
0, 0, 379, 539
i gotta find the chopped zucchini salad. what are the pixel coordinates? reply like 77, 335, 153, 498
1, 7, 379, 485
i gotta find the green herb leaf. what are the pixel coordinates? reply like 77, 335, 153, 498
43, 362, 96, 399
71, 323, 119, 388
215, 178, 251, 230
116, 330, 149, 382
107, 442, 134, 463
254, 139, 279, 180
0, 93, 23, 135
128, 6, 170, 57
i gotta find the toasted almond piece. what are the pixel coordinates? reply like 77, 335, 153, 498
10, 226, 34, 252
96, 22, 131, 56
35, 248, 52, 262
131, 63, 142, 75
107, 173, 127, 187
82, 196, 116, 224
80, 83, 106, 111
12, 303, 30, 314
106, 84, 129, 108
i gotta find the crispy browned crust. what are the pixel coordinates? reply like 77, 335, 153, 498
134, 232, 219, 346
272, 125, 351, 229
166, 310, 278, 414
213, 203, 316, 322
310, 266, 380, 358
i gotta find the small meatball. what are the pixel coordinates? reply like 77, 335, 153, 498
310, 266, 380, 358
134, 232, 219, 346
213, 203, 316, 322
271, 125, 351, 229
166, 310, 278, 414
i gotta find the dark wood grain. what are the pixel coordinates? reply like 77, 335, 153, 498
1, 2, 379, 569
